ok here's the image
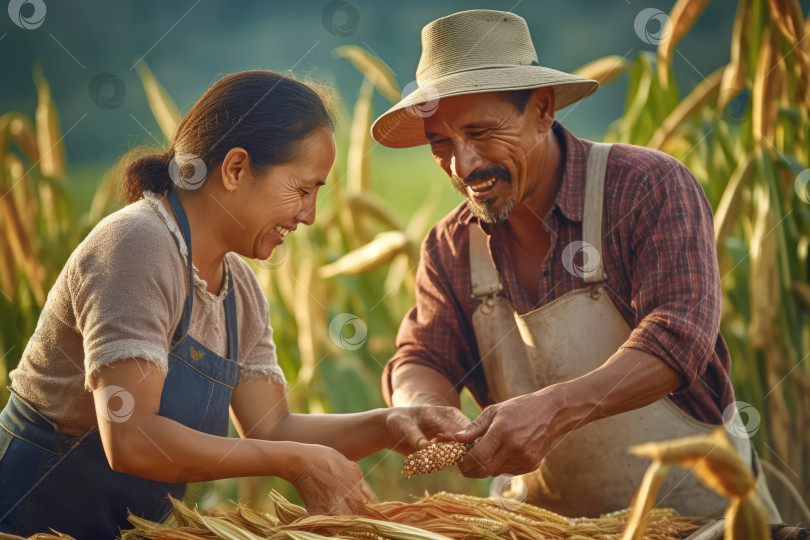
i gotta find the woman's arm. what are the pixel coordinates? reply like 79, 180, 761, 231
93, 358, 374, 515
230, 377, 472, 459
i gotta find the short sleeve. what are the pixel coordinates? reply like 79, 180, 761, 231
228, 255, 286, 387
68, 209, 185, 391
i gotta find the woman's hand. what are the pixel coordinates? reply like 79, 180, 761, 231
384, 405, 472, 456
285, 443, 376, 516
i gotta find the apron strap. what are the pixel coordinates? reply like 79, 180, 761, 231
469, 223, 503, 299
223, 269, 239, 362
582, 142, 612, 283
167, 187, 195, 339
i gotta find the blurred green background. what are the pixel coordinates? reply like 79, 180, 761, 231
1, 0, 809, 526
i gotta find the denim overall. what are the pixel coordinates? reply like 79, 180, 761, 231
0, 187, 240, 538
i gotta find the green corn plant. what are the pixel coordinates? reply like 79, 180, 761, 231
605, 0, 809, 523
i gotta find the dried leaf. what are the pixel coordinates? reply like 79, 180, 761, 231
319, 231, 410, 278
572, 55, 628, 86
717, 0, 751, 111
657, 0, 713, 85
134, 60, 181, 142
621, 461, 672, 540
347, 77, 375, 193
334, 45, 401, 103
33, 64, 67, 179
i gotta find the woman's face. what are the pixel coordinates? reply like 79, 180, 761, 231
231, 128, 335, 261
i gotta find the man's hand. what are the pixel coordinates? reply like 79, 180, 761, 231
384, 405, 471, 456
454, 389, 567, 478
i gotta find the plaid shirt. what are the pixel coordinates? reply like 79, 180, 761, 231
382, 122, 734, 424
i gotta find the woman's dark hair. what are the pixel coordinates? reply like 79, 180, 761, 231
121, 70, 335, 204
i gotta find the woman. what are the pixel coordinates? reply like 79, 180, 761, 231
0, 71, 468, 538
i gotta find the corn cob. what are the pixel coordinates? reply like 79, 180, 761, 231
401, 441, 468, 479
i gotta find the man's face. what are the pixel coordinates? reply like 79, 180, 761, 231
423, 89, 550, 223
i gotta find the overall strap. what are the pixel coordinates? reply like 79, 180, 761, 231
469, 222, 503, 299
222, 270, 239, 362
582, 142, 612, 283
167, 187, 195, 339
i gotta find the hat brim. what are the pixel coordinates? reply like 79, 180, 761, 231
371, 66, 598, 148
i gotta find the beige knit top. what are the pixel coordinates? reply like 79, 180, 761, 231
9, 191, 286, 436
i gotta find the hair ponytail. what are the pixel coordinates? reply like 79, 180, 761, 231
121, 151, 173, 204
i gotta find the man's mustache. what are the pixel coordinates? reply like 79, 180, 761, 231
453, 166, 512, 187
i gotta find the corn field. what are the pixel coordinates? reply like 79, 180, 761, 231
0, 0, 807, 525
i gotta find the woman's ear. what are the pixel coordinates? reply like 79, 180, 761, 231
531, 87, 556, 132
220, 147, 251, 192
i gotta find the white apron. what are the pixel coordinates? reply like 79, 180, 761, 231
469, 142, 781, 520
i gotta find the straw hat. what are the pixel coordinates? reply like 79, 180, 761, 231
371, 9, 599, 148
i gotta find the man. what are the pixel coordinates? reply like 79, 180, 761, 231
371, 9, 782, 520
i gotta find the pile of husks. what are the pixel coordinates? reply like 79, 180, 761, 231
0, 491, 702, 540
117, 491, 701, 540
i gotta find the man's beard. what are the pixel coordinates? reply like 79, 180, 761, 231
450, 166, 515, 223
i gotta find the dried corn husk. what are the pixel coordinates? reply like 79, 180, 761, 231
347, 78, 375, 194
657, 0, 712, 86
767, 0, 810, 101
572, 55, 628, 86
752, 28, 781, 149
134, 60, 181, 142
620, 461, 672, 540
319, 231, 410, 278
717, 0, 751, 111
6, 153, 38, 250
347, 191, 403, 232
333, 45, 401, 104
0, 210, 17, 298
5, 113, 39, 162
714, 155, 755, 247
1, 159, 45, 304
624, 428, 771, 540
33, 65, 67, 179
114, 490, 700, 540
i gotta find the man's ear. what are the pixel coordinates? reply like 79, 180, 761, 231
531, 87, 556, 132
220, 147, 250, 191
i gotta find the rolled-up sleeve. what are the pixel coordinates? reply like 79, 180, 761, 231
382, 225, 488, 406
619, 161, 722, 393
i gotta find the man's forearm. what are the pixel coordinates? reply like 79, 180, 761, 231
550, 346, 685, 434
390, 363, 461, 408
